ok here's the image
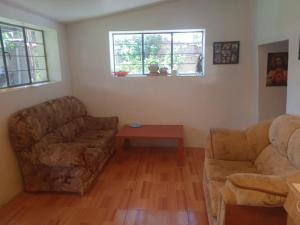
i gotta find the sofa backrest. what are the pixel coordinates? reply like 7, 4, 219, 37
9, 96, 87, 152
268, 114, 300, 169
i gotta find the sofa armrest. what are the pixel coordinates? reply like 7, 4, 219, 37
220, 173, 288, 207
84, 116, 119, 130
38, 143, 99, 167
207, 128, 252, 161
227, 173, 288, 196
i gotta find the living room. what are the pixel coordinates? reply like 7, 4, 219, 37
0, 0, 299, 224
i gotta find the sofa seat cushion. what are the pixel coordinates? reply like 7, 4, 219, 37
38, 143, 106, 168
205, 159, 257, 182
74, 130, 116, 152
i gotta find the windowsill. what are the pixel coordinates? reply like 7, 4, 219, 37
0, 81, 60, 94
112, 73, 205, 78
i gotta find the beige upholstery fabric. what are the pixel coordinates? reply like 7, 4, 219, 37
9, 96, 118, 194
255, 145, 297, 176
203, 115, 300, 225
246, 119, 272, 159
287, 128, 300, 169
205, 159, 257, 182
269, 114, 300, 156
210, 129, 251, 161
227, 173, 289, 196
225, 181, 286, 207
207, 180, 224, 217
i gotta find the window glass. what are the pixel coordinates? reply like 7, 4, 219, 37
111, 30, 205, 76
0, 24, 48, 89
25, 28, 48, 83
113, 34, 143, 74
144, 33, 171, 73
173, 32, 203, 74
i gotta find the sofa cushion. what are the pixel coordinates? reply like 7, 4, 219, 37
246, 119, 272, 159
255, 145, 297, 176
210, 129, 252, 161
204, 159, 257, 182
287, 128, 300, 169
56, 118, 86, 142
269, 114, 300, 157
9, 96, 87, 151
74, 130, 116, 152
38, 143, 105, 167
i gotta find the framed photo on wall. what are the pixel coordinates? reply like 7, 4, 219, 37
266, 52, 288, 86
298, 38, 300, 60
213, 41, 240, 64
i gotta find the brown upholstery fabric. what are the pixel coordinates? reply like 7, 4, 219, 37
9, 96, 118, 194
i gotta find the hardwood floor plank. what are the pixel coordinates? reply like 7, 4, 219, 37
0, 148, 208, 225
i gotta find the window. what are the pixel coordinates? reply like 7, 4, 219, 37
110, 30, 205, 76
0, 22, 48, 89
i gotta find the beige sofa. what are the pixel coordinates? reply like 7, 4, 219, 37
203, 114, 300, 225
9, 96, 118, 194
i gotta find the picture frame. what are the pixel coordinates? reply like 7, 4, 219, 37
213, 41, 240, 64
298, 38, 300, 60
266, 52, 288, 87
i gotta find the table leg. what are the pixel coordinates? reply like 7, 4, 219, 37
177, 138, 184, 166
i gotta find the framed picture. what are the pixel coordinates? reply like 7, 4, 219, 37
213, 41, 240, 64
266, 52, 288, 87
298, 38, 300, 60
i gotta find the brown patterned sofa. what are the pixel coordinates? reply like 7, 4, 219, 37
9, 96, 118, 194
203, 114, 300, 225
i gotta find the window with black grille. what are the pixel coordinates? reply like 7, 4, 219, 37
110, 30, 205, 76
0, 22, 48, 89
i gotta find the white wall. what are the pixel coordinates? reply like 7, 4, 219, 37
0, 3, 72, 205
253, 0, 300, 115
258, 41, 288, 121
67, 0, 257, 147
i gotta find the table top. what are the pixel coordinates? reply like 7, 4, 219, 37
116, 124, 184, 139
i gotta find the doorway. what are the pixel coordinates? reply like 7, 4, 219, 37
258, 40, 289, 121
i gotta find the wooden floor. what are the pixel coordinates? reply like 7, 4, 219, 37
0, 148, 208, 225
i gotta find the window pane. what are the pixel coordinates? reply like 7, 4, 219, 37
113, 34, 142, 74
25, 29, 43, 43
144, 34, 171, 73
1, 24, 30, 85
173, 32, 203, 74
2, 25, 27, 56
27, 43, 45, 56
6, 56, 28, 71
8, 70, 30, 86
31, 69, 48, 83
0, 56, 7, 88
29, 57, 46, 70
174, 54, 202, 74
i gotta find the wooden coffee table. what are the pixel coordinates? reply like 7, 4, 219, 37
116, 125, 184, 164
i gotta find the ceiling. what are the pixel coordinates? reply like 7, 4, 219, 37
1, 0, 174, 23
